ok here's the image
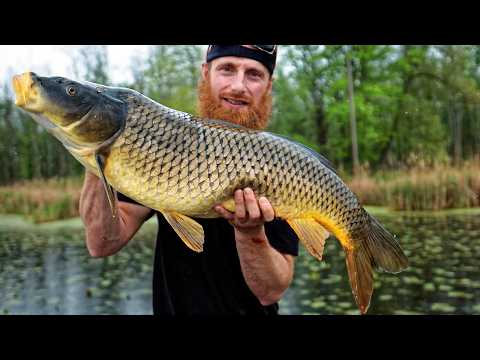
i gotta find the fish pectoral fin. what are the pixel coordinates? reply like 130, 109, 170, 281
94, 153, 117, 219
161, 212, 204, 253
287, 218, 330, 261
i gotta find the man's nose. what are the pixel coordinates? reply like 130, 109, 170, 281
230, 73, 246, 93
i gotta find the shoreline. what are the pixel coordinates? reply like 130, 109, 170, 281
1, 207, 479, 230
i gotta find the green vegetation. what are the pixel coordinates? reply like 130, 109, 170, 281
0, 177, 81, 223
1, 45, 480, 215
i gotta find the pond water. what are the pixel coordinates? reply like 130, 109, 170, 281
1, 210, 479, 315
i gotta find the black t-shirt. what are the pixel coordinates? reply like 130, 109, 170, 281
117, 193, 299, 315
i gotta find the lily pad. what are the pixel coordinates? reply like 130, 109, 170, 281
337, 302, 353, 309
322, 274, 342, 285
438, 284, 454, 292
310, 300, 327, 309
393, 310, 424, 315
447, 291, 474, 299
431, 303, 456, 313
403, 276, 423, 285
379, 294, 393, 301
300, 299, 312, 306
423, 283, 435, 292
344, 309, 360, 315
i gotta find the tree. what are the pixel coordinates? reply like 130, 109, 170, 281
133, 45, 204, 114
70, 45, 110, 84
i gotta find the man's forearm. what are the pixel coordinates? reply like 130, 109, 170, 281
234, 227, 294, 306
79, 172, 123, 257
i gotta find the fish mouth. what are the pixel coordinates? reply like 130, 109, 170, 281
12, 72, 36, 107
12, 72, 99, 156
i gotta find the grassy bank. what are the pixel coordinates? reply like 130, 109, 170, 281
348, 160, 480, 211
0, 161, 479, 222
0, 177, 82, 223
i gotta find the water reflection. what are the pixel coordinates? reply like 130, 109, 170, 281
0, 220, 156, 315
280, 213, 480, 315
1, 212, 480, 315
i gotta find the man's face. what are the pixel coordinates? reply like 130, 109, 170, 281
197, 55, 273, 130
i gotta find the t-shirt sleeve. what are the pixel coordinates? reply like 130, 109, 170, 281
116, 192, 156, 221
264, 219, 299, 257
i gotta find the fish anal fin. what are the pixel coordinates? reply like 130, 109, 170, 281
162, 212, 204, 253
95, 153, 117, 218
287, 218, 330, 261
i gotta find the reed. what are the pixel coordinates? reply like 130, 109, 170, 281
348, 160, 480, 211
0, 177, 82, 223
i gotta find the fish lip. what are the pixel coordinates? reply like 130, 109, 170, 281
12, 72, 36, 107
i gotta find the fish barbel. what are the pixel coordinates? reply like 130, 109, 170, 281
12, 72, 409, 314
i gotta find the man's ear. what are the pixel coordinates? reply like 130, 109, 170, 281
201, 63, 209, 80
267, 77, 273, 95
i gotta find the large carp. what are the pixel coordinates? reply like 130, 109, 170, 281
12, 72, 408, 314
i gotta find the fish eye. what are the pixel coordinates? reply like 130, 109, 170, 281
66, 86, 77, 96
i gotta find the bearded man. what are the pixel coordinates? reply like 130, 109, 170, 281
79, 45, 299, 315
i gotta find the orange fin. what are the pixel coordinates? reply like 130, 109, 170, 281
162, 212, 204, 252
287, 218, 330, 260
345, 243, 374, 315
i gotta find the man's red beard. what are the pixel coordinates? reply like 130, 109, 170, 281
197, 76, 272, 130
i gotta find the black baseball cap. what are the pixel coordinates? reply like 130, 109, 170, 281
206, 45, 278, 75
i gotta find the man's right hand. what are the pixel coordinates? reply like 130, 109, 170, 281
79, 171, 152, 257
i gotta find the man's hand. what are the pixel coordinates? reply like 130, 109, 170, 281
213, 187, 294, 306
213, 188, 275, 239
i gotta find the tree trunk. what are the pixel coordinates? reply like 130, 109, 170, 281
378, 46, 415, 167
346, 52, 360, 175
2, 100, 19, 182
453, 99, 463, 166
313, 93, 328, 149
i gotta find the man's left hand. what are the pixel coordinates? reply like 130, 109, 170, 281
213, 187, 275, 238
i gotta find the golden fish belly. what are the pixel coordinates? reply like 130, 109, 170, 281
103, 144, 233, 217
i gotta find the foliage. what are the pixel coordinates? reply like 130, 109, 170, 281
1, 45, 480, 204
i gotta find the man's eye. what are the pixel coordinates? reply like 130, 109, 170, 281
249, 72, 262, 80
220, 67, 234, 73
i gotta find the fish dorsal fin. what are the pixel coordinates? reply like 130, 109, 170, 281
94, 153, 117, 218
287, 218, 330, 261
162, 212, 204, 253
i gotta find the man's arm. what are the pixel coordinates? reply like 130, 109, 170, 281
79, 171, 152, 258
214, 188, 295, 306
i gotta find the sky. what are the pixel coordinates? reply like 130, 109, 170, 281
0, 45, 154, 94
0, 45, 283, 98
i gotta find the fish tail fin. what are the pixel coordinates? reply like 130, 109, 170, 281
345, 212, 409, 314
364, 213, 409, 274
